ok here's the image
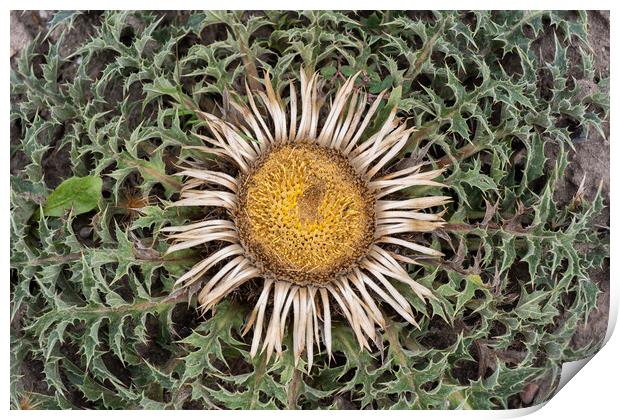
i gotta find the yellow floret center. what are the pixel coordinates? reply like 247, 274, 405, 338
236, 143, 375, 285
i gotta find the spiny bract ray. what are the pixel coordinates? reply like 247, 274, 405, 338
164, 68, 450, 369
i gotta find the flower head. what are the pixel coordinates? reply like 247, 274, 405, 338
165, 69, 450, 368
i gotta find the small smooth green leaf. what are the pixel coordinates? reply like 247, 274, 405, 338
43, 176, 102, 217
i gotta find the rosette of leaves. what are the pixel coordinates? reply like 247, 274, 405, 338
10, 10, 608, 410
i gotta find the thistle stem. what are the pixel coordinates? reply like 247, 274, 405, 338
287, 368, 301, 409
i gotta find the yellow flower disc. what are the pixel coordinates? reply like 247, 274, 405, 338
236, 142, 375, 285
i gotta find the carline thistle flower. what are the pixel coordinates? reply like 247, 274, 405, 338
164, 68, 450, 369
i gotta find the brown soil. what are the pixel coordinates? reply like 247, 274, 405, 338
549, 11, 610, 352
